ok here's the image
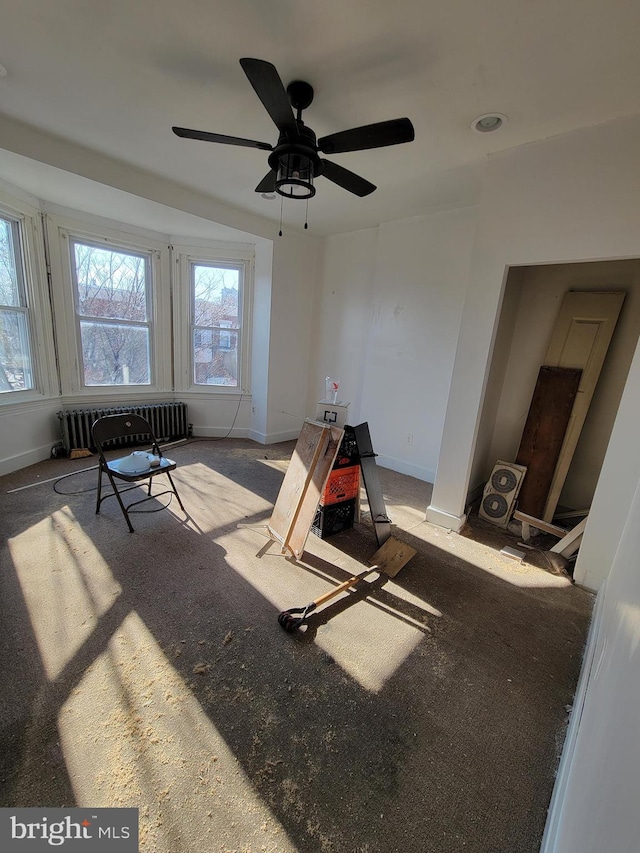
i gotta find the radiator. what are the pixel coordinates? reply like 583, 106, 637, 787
56, 402, 189, 452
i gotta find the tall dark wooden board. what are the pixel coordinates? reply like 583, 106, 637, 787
353, 422, 391, 546
515, 366, 582, 518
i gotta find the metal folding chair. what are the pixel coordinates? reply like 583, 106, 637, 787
91, 413, 186, 532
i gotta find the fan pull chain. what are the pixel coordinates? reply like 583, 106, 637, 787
278, 195, 284, 237
304, 199, 309, 230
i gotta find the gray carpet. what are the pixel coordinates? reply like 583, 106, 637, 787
0, 437, 593, 853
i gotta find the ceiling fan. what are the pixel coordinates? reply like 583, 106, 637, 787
172, 57, 415, 201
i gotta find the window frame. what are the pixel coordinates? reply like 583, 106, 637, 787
0, 192, 56, 404
69, 236, 154, 388
47, 215, 172, 399
173, 245, 254, 395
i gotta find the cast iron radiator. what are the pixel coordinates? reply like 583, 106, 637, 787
56, 402, 189, 452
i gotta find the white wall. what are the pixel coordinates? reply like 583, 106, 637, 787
542, 342, 640, 853
311, 207, 477, 482
307, 227, 378, 416
423, 112, 640, 853
428, 113, 640, 536
262, 233, 320, 442
0, 399, 62, 476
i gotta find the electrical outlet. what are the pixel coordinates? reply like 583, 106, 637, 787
406, 433, 413, 446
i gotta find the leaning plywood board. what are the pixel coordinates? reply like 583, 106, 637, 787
268, 421, 343, 559
515, 366, 582, 519
542, 291, 624, 521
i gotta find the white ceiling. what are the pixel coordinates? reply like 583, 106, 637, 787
1, 0, 640, 238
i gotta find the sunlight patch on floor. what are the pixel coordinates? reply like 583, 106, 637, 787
256, 458, 289, 474
407, 521, 573, 589
222, 532, 435, 693
10, 507, 122, 679
379, 499, 430, 527
174, 462, 274, 532
314, 594, 426, 693
58, 611, 295, 853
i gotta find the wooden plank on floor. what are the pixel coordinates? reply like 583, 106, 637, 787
513, 510, 568, 538
515, 366, 582, 519
550, 515, 588, 556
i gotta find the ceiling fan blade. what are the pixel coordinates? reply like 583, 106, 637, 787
318, 117, 414, 154
172, 126, 273, 151
239, 58, 298, 137
255, 171, 277, 193
321, 159, 376, 197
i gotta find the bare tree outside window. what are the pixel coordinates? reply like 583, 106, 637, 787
0, 215, 33, 392
71, 240, 151, 386
192, 264, 240, 386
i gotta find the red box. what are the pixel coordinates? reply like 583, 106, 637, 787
321, 465, 360, 506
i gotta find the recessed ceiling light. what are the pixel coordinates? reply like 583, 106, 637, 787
471, 113, 508, 133
261, 192, 276, 200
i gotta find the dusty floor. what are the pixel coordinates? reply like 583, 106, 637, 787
0, 438, 593, 852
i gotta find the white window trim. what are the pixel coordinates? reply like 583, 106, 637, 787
0, 190, 57, 405
172, 244, 254, 395
46, 214, 172, 399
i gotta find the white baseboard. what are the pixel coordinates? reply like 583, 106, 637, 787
261, 428, 300, 444
192, 427, 250, 439
0, 444, 53, 477
425, 503, 467, 532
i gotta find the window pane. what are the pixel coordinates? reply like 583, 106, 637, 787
73, 242, 148, 321
0, 217, 20, 307
192, 264, 240, 387
193, 265, 239, 328
193, 328, 238, 386
80, 321, 150, 385
0, 309, 33, 392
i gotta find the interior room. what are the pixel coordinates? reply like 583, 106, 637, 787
2, 2, 640, 852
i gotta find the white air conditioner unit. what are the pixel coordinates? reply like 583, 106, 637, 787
478, 460, 528, 528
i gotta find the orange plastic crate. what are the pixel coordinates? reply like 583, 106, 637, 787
321, 465, 360, 506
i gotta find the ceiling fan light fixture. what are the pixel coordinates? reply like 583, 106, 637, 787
275, 152, 315, 199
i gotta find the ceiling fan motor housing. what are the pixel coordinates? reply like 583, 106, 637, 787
286, 80, 314, 112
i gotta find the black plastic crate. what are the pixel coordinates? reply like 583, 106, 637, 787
311, 499, 356, 539
333, 425, 359, 468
